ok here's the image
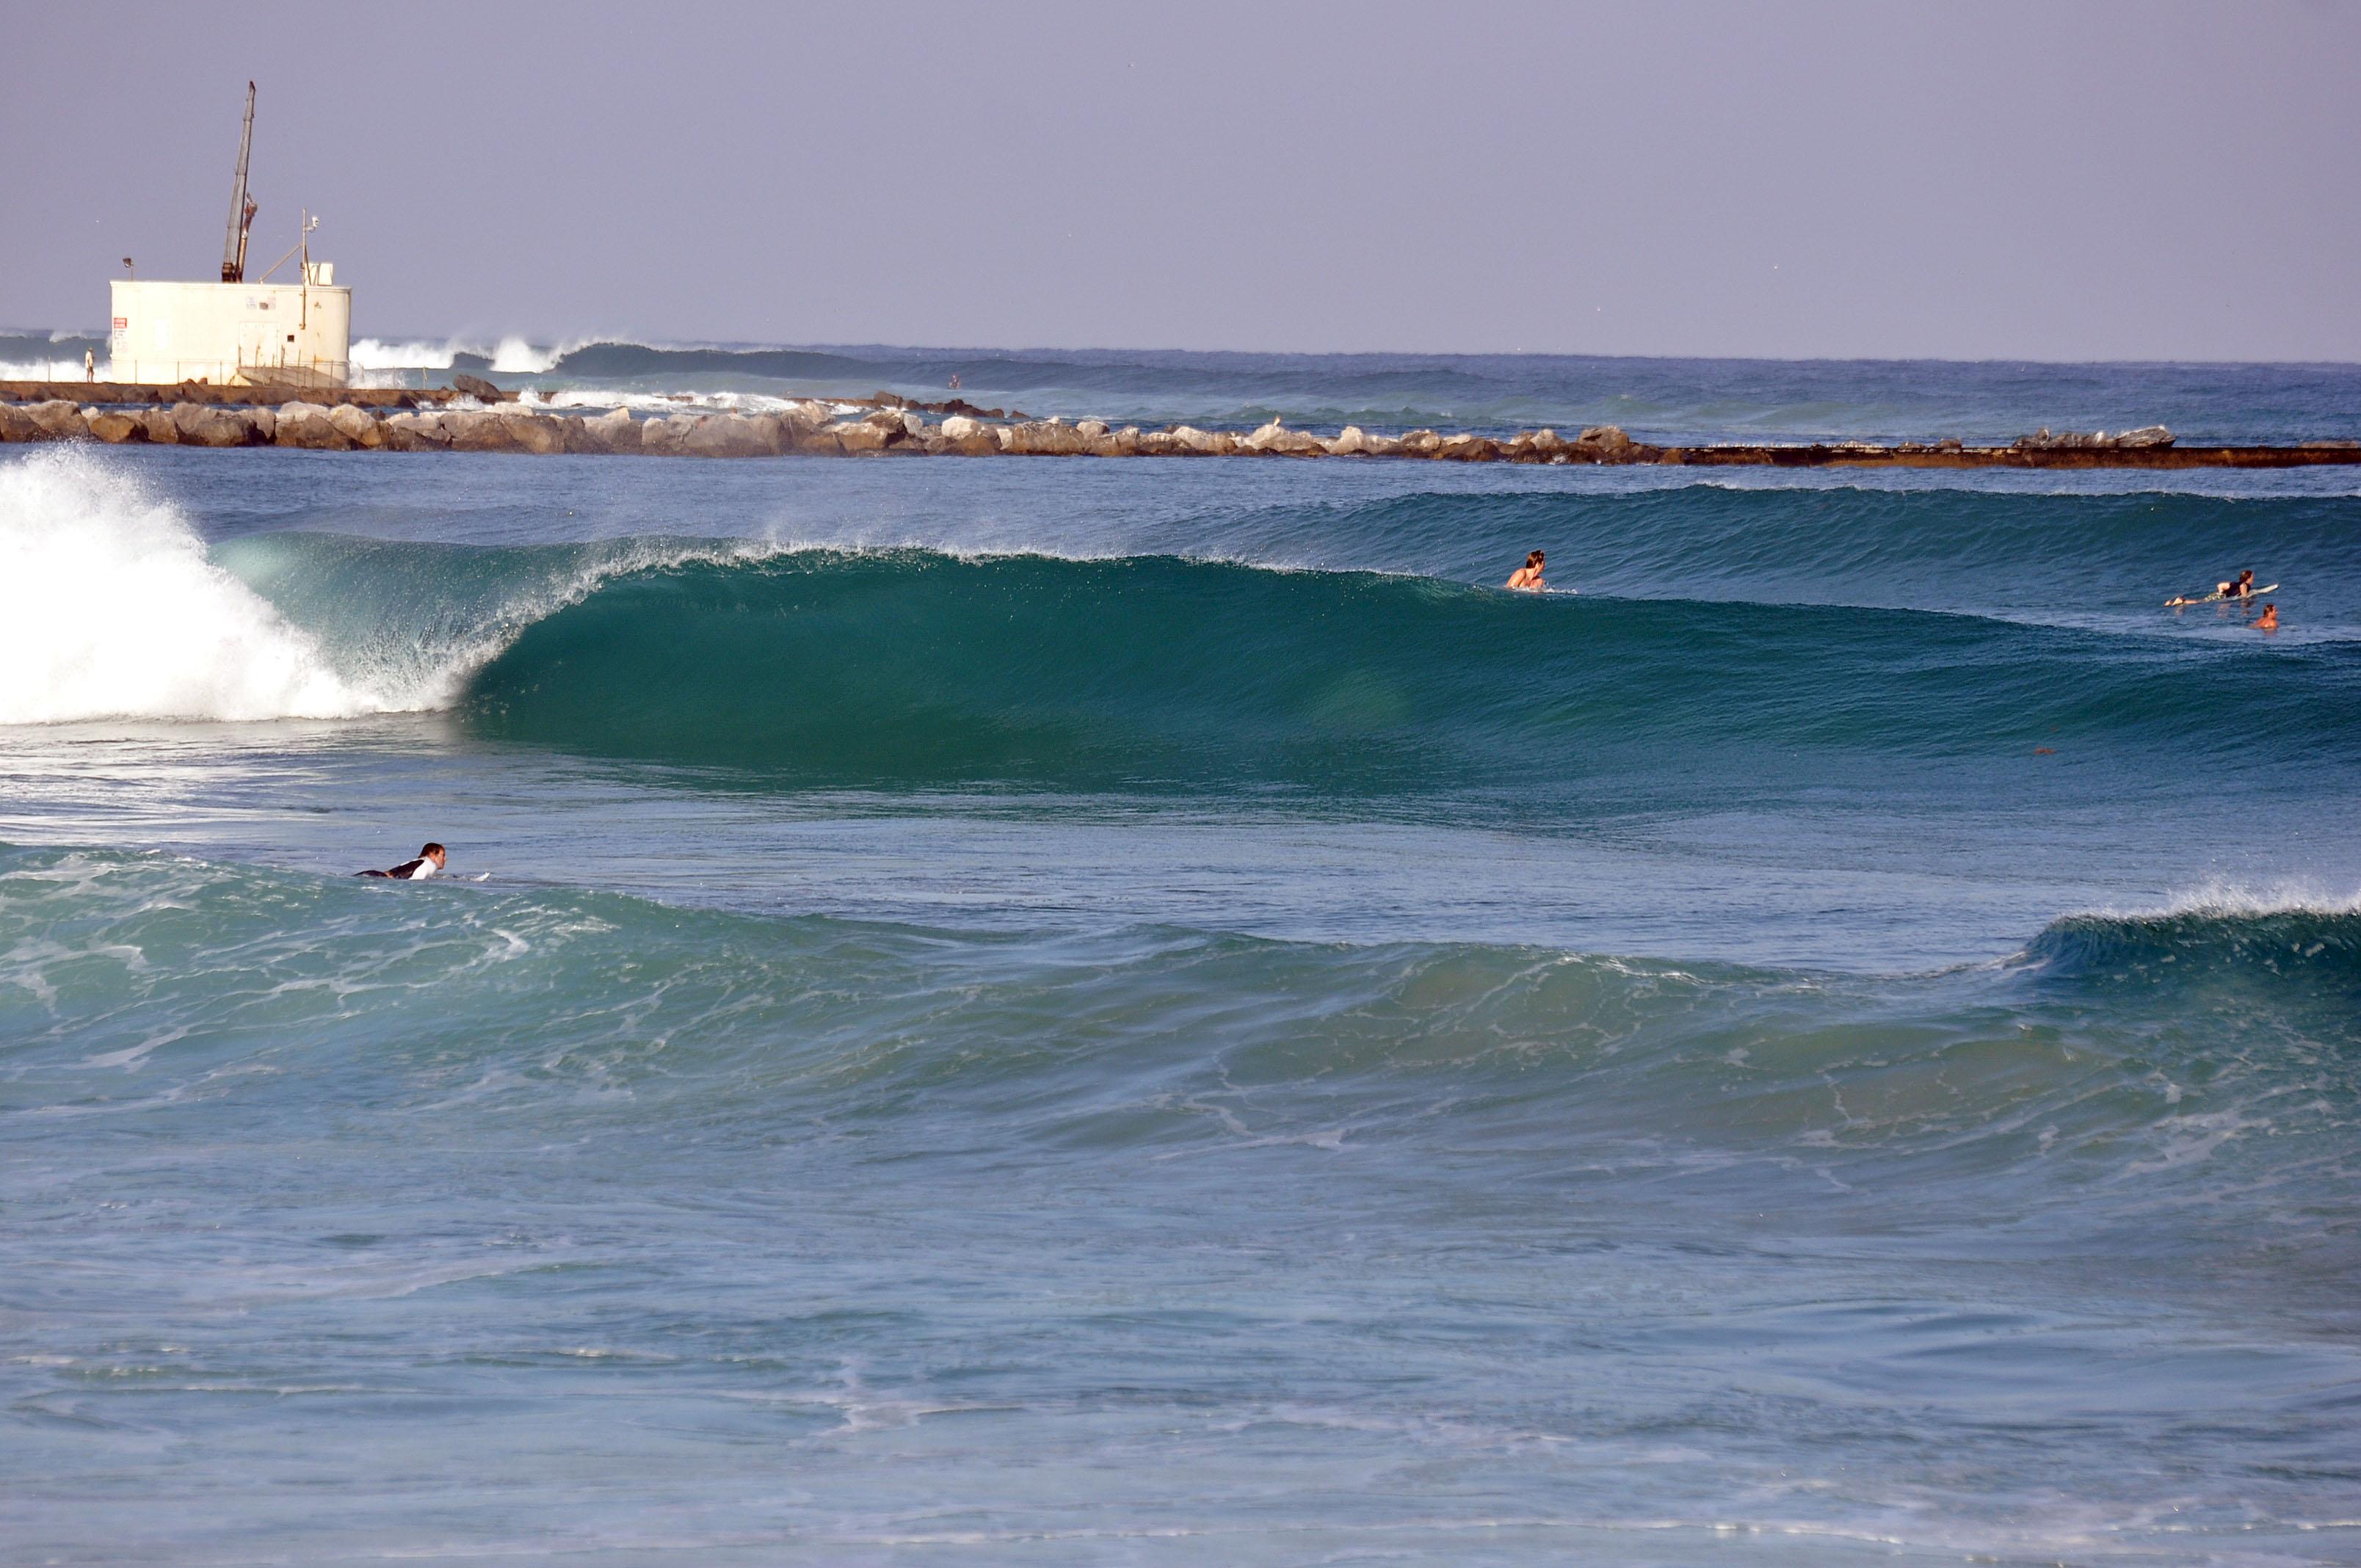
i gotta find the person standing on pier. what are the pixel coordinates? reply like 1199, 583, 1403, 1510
84, 349, 94, 383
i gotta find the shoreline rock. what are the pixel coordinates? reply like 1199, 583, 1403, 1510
0, 397, 2346, 469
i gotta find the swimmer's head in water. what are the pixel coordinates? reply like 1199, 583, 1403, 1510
421, 843, 447, 865
1526, 551, 1545, 568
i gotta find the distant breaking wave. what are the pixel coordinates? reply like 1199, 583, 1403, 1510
14, 329, 2361, 440
351, 335, 583, 377
318, 336, 2361, 443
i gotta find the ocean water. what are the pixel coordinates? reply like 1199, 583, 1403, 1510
17, 328, 2361, 443
4, 351, 2360, 1564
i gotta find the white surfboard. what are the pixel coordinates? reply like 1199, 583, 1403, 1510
2165, 583, 2277, 607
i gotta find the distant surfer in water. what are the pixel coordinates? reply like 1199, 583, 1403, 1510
1505, 551, 1546, 591
356, 843, 446, 880
2255, 603, 2279, 631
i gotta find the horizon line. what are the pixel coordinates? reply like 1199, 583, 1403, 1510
8, 324, 2361, 372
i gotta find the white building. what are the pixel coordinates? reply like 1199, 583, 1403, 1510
108, 266, 351, 388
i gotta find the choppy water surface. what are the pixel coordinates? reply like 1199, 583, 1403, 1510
4, 353, 2360, 1564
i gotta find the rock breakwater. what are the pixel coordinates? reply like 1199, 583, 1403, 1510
1, 397, 2354, 469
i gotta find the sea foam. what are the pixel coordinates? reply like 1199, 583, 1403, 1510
0, 451, 386, 723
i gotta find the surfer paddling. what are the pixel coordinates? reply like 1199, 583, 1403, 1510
1505, 551, 1547, 591
355, 843, 446, 880
2165, 569, 2276, 609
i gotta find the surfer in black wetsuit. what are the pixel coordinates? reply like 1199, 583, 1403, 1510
2216, 569, 2256, 599
356, 843, 446, 880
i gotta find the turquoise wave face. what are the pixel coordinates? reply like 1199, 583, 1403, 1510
203, 516, 2361, 793
450, 550, 2354, 788
1250, 487, 2361, 624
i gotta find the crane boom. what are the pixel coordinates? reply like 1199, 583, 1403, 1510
220, 81, 256, 283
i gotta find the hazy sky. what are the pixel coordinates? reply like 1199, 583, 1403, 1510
6, 1, 2357, 360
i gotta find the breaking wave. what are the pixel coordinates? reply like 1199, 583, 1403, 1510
0, 451, 378, 722
7, 456, 2352, 798
4, 843, 2351, 1204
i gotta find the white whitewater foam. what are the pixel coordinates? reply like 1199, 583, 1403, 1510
0, 451, 391, 724
489, 336, 565, 374
2088, 880, 2361, 919
0, 358, 94, 381
0, 461, 1094, 730
543, 387, 824, 415
349, 336, 458, 371
349, 335, 580, 377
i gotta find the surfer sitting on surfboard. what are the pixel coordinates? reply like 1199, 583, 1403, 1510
356, 843, 446, 880
1505, 551, 1546, 591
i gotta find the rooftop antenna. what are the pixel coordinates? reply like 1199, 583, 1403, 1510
220, 81, 258, 283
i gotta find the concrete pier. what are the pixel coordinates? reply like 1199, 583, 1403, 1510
0, 380, 506, 409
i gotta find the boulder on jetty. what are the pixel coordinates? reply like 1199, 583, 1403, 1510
637, 415, 686, 455
1324, 425, 1403, 457
935, 414, 1001, 456
2012, 425, 2175, 451
8, 385, 2321, 472
327, 404, 385, 449
585, 407, 637, 452
441, 410, 507, 451
175, 404, 256, 446
681, 413, 779, 458
275, 402, 348, 450
1009, 418, 1088, 456
1574, 424, 1636, 459
1244, 418, 1326, 457
24, 400, 87, 440
382, 410, 452, 449
826, 413, 902, 454
1169, 425, 1236, 456
451, 373, 504, 402
507, 413, 570, 455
